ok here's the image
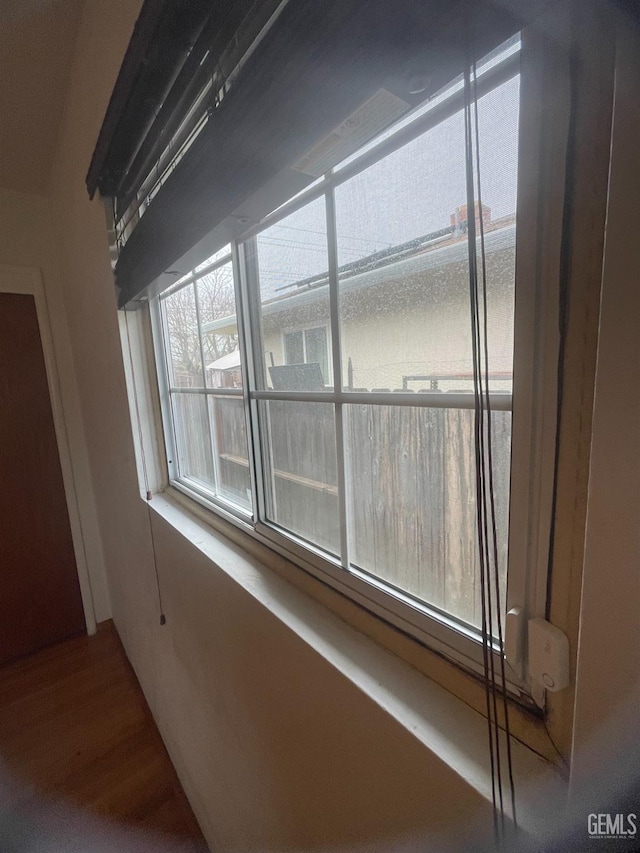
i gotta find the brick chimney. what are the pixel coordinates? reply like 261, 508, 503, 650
450, 201, 491, 234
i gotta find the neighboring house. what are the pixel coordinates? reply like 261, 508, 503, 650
203, 207, 515, 394
206, 349, 242, 388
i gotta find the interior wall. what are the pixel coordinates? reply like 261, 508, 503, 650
570, 17, 640, 786
47, 2, 498, 849
0, 187, 110, 623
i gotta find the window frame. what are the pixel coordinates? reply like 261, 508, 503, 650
148, 38, 561, 701
152, 252, 253, 519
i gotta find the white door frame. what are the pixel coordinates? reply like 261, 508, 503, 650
0, 264, 97, 634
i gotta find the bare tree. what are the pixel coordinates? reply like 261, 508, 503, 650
197, 264, 237, 365
163, 263, 238, 386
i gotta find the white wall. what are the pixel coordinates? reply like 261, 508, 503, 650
0, 186, 110, 623
570, 19, 640, 785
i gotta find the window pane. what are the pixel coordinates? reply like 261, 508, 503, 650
346, 405, 511, 630
259, 401, 339, 555
335, 76, 519, 394
305, 326, 330, 384
196, 262, 243, 389
334, 36, 520, 173
172, 393, 214, 487
283, 330, 304, 365
473, 77, 520, 393
208, 396, 252, 511
195, 244, 231, 272
162, 284, 203, 388
252, 197, 331, 391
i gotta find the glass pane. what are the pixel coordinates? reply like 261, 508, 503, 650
195, 244, 232, 272
305, 326, 330, 385
162, 284, 203, 388
334, 36, 520, 172
335, 76, 519, 395
252, 197, 331, 390
473, 77, 520, 394
171, 393, 214, 487
346, 405, 511, 630
259, 401, 339, 555
283, 330, 304, 365
196, 262, 243, 389
208, 396, 252, 511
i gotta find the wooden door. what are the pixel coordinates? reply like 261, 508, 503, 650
0, 292, 85, 665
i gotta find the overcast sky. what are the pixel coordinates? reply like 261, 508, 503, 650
255, 74, 520, 301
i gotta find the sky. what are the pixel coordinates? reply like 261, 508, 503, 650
254, 72, 520, 302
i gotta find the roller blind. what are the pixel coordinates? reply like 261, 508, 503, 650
88, 0, 545, 308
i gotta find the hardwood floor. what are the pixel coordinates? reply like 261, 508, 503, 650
0, 622, 207, 851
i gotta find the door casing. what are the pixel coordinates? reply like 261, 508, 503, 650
0, 265, 97, 635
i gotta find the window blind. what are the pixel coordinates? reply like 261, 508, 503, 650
88, 0, 544, 308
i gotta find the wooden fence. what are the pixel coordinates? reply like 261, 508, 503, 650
172, 394, 511, 629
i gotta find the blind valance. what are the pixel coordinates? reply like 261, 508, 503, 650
88, 0, 543, 307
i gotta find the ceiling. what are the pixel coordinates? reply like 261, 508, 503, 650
0, 0, 84, 195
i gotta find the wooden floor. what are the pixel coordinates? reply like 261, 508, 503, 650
0, 622, 207, 851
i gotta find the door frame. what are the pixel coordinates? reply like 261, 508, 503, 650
0, 265, 97, 634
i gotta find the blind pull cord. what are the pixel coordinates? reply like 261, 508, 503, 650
463, 53, 518, 846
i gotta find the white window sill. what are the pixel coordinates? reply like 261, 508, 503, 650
149, 490, 566, 835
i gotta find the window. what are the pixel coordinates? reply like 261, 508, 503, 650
151, 36, 555, 691
157, 251, 252, 513
283, 327, 330, 387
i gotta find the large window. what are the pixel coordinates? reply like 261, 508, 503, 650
152, 36, 554, 688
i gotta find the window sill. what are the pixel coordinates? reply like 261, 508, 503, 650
148, 488, 567, 835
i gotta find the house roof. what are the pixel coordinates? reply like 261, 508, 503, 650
202, 220, 516, 335
206, 350, 242, 371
